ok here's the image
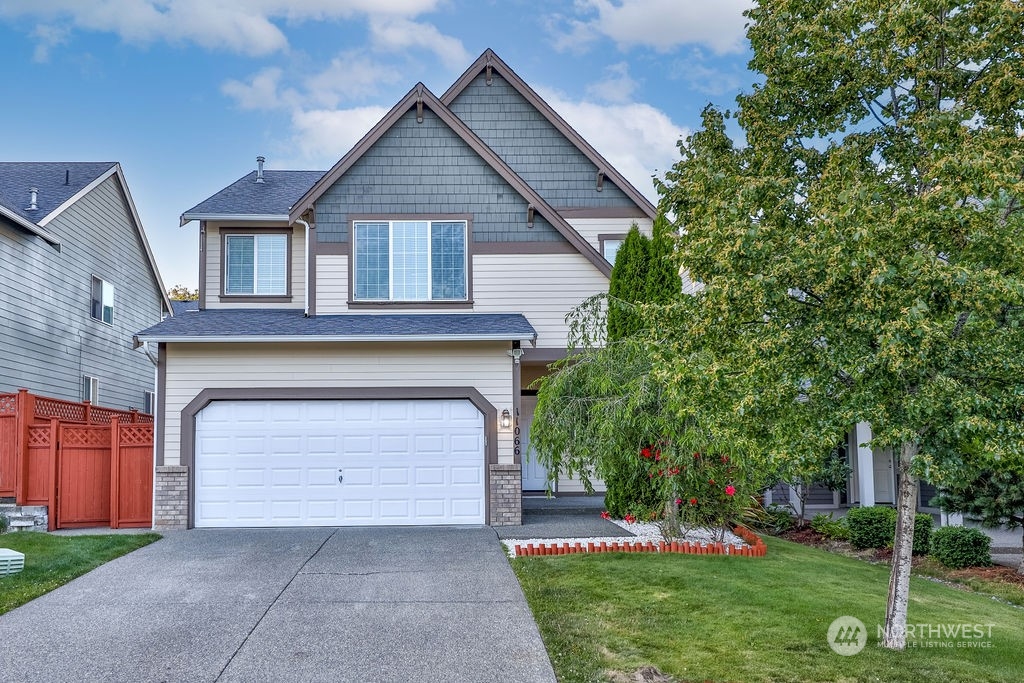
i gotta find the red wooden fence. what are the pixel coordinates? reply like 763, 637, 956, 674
0, 389, 153, 530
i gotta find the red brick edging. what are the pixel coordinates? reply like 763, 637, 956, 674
513, 526, 767, 557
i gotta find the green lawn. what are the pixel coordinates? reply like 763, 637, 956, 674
0, 532, 160, 615
512, 536, 1024, 683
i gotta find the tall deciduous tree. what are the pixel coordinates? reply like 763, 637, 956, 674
656, 1, 1024, 650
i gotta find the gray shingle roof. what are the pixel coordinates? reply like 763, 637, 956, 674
0, 162, 116, 223
137, 309, 537, 342
169, 300, 200, 316
181, 170, 325, 221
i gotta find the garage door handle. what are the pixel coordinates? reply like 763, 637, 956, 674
338, 470, 344, 483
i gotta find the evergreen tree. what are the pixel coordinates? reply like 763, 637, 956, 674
935, 468, 1024, 574
606, 226, 651, 342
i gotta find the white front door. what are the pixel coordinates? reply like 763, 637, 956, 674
194, 399, 485, 527
519, 395, 549, 491
872, 448, 895, 504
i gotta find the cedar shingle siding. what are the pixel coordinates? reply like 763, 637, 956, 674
448, 74, 637, 210
315, 109, 565, 245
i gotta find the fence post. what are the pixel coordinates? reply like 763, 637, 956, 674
14, 388, 33, 505
83, 400, 92, 424
109, 417, 120, 529
47, 418, 58, 532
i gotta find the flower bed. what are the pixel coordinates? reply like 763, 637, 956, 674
505, 520, 767, 558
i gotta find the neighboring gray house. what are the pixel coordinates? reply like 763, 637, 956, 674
138, 49, 656, 530
0, 162, 172, 411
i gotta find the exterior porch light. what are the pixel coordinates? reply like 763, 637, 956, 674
500, 409, 512, 430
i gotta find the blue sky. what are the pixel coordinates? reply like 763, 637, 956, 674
0, 1, 753, 289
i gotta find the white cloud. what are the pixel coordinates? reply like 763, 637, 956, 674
0, 0, 446, 57
288, 106, 392, 166
558, 0, 752, 55
29, 23, 69, 62
221, 67, 300, 110
303, 53, 404, 107
368, 17, 469, 68
538, 88, 689, 202
585, 62, 638, 104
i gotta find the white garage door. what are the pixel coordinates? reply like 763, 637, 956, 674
194, 399, 485, 527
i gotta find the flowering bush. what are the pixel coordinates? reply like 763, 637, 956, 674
640, 446, 749, 542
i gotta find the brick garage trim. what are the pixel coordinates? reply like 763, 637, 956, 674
154, 465, 188, 530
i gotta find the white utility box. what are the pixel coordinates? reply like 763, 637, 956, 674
0, 548, 25, 576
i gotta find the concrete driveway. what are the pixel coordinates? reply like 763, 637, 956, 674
0, 527, 556, 683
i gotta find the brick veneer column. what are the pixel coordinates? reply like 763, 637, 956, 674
489, 463, 522, 526
154, 465, 189, 530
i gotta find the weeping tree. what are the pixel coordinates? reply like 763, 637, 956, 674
653, 0, 1024, 650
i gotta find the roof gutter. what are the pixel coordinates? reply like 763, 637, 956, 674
136, 333, 538, 344
0, 204, 62, 249
180, 213, 289, 227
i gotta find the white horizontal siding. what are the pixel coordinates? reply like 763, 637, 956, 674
204, 222, 305, 310
472, 253, 608, 348
163, 341, 514, 467
316, 254, 347, 314
567, 217, 652, 253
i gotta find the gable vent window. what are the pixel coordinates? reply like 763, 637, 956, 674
81, 375, 99, 404
353, 220, 467, 302
225, 234, 287, 295
90, 277, 114, 324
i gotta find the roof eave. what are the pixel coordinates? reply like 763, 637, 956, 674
0, 204, 62, 249
136, 333, 537, 344
180, 213, 290, 226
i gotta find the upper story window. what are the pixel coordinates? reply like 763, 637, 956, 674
91, 276, 114, 324
225, 234, 287, 296
353, 220, 467, 301
602, 238, 624, 265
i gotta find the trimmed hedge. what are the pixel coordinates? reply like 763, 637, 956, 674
930, 526, 992, 569
844, 507, 932, 554
846, 506, 896, 549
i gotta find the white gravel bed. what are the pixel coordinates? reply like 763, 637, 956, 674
502, 519, 746, 557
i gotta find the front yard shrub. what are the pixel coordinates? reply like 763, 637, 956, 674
748, 505, 794, 535
810, 513, 849, 541
931, 526, 992, 569
846, 506, 897, 549
913, 513, 933, 556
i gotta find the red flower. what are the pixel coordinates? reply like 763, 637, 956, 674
721, 455, 729, 463
641, 447, 652, 458
624, 514, 636, 524
725, 485, 736, 496
670, 467, 680, 475
600, 511, 611, 519
654, 453, 661, 461
709, 479, 715, 485
693, 452, 701, 459
675, 498, 683, 505
689, 498, 698, 505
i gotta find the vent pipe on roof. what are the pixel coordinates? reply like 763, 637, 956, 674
28, 187, 38, 211
256, 156, 266, 183
64, 169, 70, 185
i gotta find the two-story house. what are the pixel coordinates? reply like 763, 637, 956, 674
0, 162, 171, 413
137, 50, 656, 530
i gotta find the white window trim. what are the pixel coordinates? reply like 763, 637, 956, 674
90, 276, 114, 325
353, 220, 468, 302
81, 375, 99, 404
224, 233, 289, 296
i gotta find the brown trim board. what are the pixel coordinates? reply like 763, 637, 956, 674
179, 386, 499, 529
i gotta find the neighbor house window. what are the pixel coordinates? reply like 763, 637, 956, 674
224, 234, 287, 295
81, 375, 99, 404
91, 277, 114, 324
143, 390, 156, 415
353, 220, 467, 301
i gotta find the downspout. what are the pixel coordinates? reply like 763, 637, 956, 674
294, 218, 311, 317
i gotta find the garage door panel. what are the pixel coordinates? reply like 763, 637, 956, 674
195, 399, 486, 527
